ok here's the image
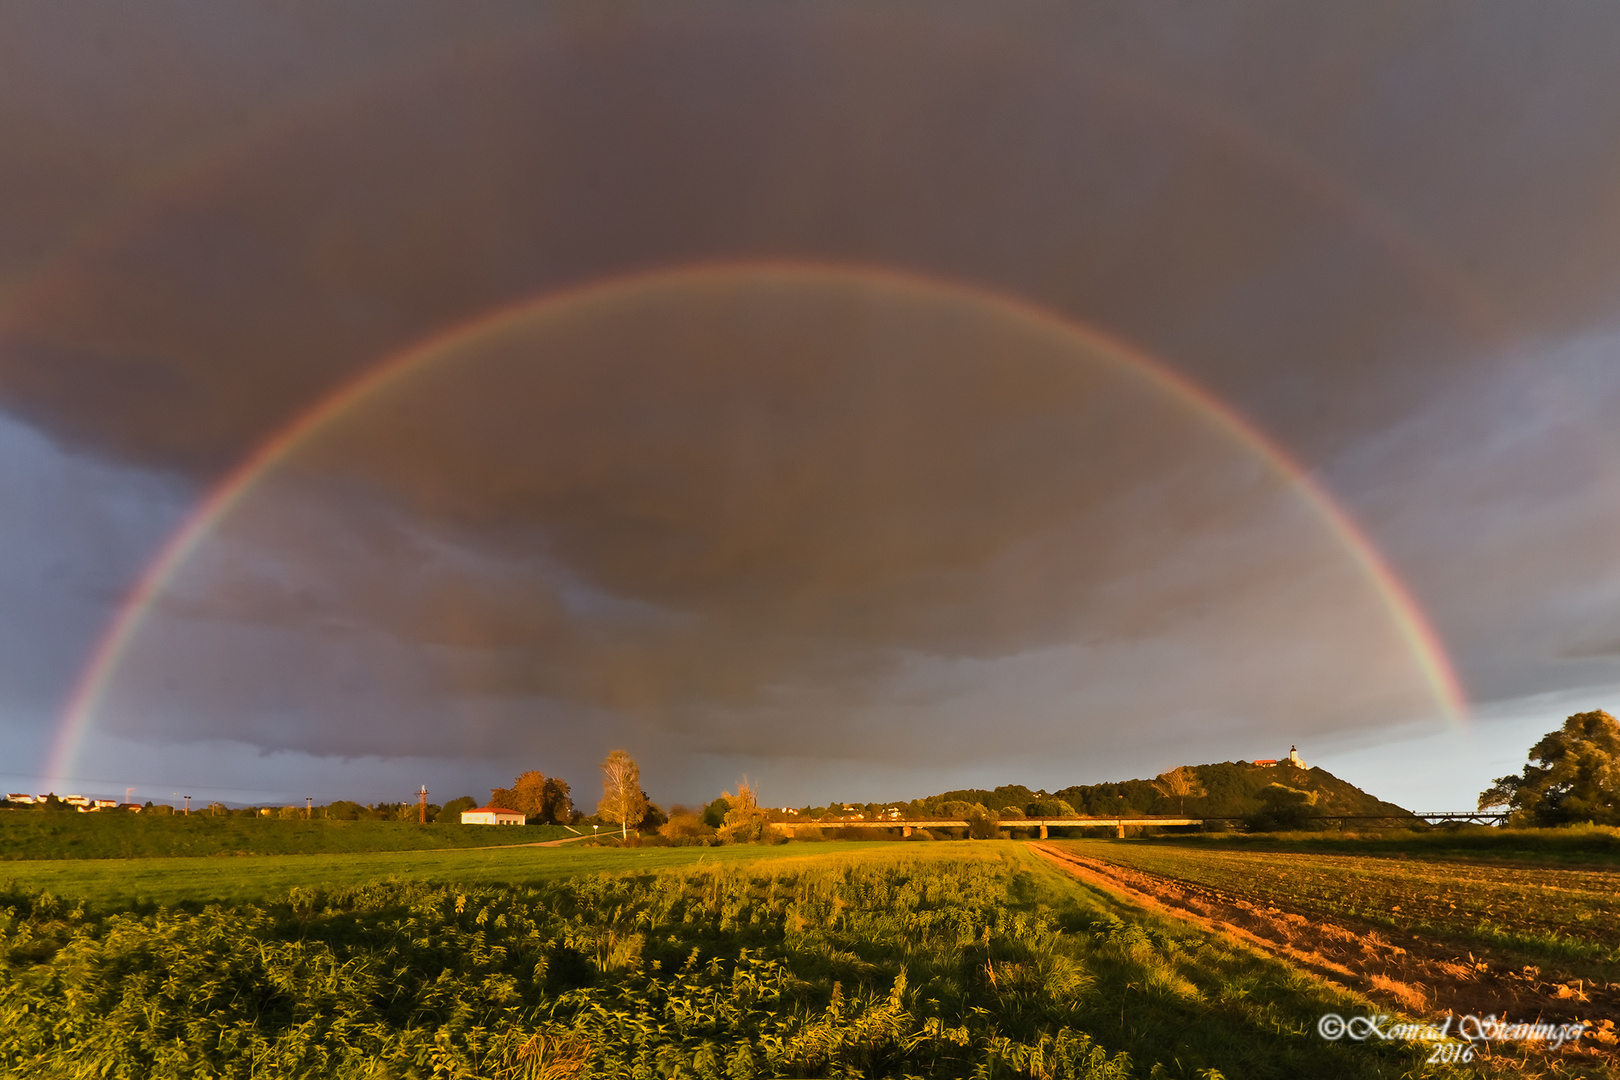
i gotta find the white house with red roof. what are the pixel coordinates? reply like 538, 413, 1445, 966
461, 805, 525, 825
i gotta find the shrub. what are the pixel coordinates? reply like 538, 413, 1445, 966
658, 812, 717, 845
966, 807, 1001, 839
718, 782, 779, 844
1245, 784, 1318, 832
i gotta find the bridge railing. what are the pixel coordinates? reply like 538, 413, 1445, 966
770, 811, 1506, 835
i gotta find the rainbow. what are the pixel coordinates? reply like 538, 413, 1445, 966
45, 260, 1469, 785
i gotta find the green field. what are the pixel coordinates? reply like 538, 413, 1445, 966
0, 841, 856, 910
1053, 838, 1620, 976
0, 841, 1448, 1079
0, 811, 583, 861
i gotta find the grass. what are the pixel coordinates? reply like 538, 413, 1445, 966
0, 842, 1449, 1079
1055, 838, 1620, 976
0, 810, 581, 860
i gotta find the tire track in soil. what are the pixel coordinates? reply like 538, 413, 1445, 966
1030, 842, 1620, 1066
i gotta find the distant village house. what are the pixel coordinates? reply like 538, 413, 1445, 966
461, 805, 525, 825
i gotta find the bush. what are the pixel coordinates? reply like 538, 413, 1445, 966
718, 782, 779, 844
658, 812, 717, 845
967, 807, 1000, 839
700, 796, 731, 829
437, 796, 478, 823
1245, 784, 1318, 832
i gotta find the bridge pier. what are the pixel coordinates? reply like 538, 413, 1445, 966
1039, 823, 1048, 839
1115, 821, 1125, 838
902, 825, 911, 837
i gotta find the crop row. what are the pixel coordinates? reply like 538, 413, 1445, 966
1057, 841, 1620, 970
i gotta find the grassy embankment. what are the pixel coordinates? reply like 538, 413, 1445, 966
0, 810, 579, 861
1054, 837, 1620, 977
0, 842, 1445, 1079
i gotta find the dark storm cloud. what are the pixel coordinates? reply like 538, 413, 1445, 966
7, 2, 1620, 801
3, 3, 1534, 477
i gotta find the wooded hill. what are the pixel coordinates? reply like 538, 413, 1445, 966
917, 761, 1413, 821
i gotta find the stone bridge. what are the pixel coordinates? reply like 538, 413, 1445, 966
772, 816, 1203, 839
772, 810, 1494, 837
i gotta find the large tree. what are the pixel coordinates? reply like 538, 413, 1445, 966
543, 776, 573, 824
1479, 709, 1620, 826
1152, 766, 1208, 814
597, 749, 648, 839
490, 770, 549, 820
489, 771, 575, 823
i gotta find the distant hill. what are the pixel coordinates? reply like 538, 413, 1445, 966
919, 762, 1413, 820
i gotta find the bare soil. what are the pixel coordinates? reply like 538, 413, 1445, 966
1031, 842, 1619, 1070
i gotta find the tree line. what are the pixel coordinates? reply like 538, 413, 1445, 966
13, 713, 1613, 835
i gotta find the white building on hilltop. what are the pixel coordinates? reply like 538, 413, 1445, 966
1255, 745, 1308, 769
461, 805, 525, 825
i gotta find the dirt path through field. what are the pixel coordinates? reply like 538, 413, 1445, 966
1030, 841, 1619, 1057
455, 833, 593, 851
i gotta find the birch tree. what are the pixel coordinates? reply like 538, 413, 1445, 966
597, 749, 647, 838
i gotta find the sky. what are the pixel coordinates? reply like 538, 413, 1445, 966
4, 2, 1620, 812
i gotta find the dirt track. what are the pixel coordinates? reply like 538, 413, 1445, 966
1030, 842, 1619, 1063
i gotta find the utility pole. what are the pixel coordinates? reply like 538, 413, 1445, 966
418, 785, 428, 824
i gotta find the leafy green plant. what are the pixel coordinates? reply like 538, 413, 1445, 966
0, 846, 1435, 1078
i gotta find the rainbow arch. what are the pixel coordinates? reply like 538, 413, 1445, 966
45, 260, 1469, 784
